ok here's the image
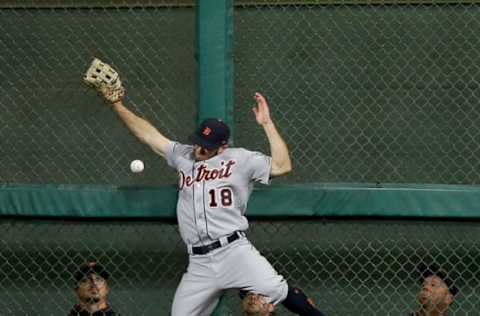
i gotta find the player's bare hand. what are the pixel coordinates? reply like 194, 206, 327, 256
252, 92, 272, 126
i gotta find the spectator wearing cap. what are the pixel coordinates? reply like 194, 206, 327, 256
409, 264, 459, 316
68, 262, 119, 316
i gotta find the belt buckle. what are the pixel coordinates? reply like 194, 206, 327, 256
193, 232, 244, 255
219, 236, 228, 247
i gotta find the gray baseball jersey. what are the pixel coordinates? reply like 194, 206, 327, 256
166, 141, 289, 316
165, 141, 272, 246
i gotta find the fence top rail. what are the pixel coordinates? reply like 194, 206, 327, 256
0, 0, 195, 9
1, 0, 480, 9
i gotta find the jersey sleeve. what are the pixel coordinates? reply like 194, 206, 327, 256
164, 141, 191, 169
247, 150, 272, 185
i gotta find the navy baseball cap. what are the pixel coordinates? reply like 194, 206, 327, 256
191, 118, 230, 150
75, 262, 110, 283
418, 263, 459, 296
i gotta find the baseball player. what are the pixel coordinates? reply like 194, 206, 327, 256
112, 94, 325, 316
84, 59, 325, 316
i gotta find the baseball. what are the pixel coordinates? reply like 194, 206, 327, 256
130, 159, 144, 173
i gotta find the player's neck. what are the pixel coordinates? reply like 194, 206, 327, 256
417, 308, 448, 316
194, 146, 228, 161
79, 300, 108, 313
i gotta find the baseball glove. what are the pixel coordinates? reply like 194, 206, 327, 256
83, 58, 125, 103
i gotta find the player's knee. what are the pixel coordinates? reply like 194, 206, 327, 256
254, 279, 289, 305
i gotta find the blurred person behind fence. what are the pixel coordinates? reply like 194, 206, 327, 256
409, 264, 458, 316
68, 262, 119, 316
242, 292, 275, 316
241, 289, 318, 316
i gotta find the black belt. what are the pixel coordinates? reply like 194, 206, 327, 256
192, 232, 243, 255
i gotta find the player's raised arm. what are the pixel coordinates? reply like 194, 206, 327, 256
252, 92, 292, 177
111, 99, 170, 158
83, 58, 170, 158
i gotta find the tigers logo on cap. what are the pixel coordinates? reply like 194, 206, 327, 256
191, 118, 230, 150
202, 127, 212, 136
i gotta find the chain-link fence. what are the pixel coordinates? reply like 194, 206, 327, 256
0, 1, 195, 185
0, 218, 478, 315
234, 2, 480, 185
3, 2, 480, 186
2, 2, 480, 315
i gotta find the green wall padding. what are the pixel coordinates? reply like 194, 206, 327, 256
2, 183, 480, 218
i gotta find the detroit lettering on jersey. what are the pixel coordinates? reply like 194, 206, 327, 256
165, 141, 272, 244
179, 160, 236, 189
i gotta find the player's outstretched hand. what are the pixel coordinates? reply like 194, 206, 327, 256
252, 92, 272, 126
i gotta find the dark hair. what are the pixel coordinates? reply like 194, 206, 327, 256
75, 262, 109, 283
418, 263, 459, 296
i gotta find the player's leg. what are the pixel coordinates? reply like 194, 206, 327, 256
221, 238, 288, 304
171, 257, 222, 316
282, 286, 325, 316
223, 239, 325, 316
